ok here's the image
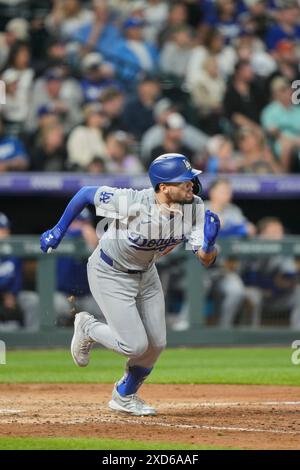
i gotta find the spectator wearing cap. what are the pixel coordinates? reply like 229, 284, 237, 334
71, 0, 121, 58
261, 76, 300, 171
30, 122, 67, 172
160, 25, 194, 81
80, 52, 121, 102
141, 97, 208, 163
0, 18, 30, 69
105, 131, 144, 174
67, 102, 108, 170
189, 54, 226, 135
121, 74, 161, 140
0, 116, 28, 172
149, 112, 195, 164
223, 59, 265, 132
265, 0, 300, 50
55, 209, 100, 327
0, 212, 39, 331
26, 66, 83, 133
45, 0, 93, 39
100, 87, 126, 136
112, 17, 159, 86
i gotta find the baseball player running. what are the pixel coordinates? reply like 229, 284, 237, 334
40, 154, 220, 416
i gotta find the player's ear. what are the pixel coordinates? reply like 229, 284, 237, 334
158, 183, 168, 194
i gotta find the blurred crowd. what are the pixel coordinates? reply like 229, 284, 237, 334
1, 0, 300, 175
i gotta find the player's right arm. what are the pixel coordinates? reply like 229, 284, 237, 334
40, 186, 98, 253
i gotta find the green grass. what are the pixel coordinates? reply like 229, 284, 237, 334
0, 348, 299, 385
0, 437, 230, 450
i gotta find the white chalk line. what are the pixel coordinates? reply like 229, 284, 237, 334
0, 410, 23, 415
2, 414, 298, 435
160, 401, 300, 409
1, 401, 300, 436
95, 415, 300, 436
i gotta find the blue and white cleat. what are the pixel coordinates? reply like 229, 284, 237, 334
71, 312, 95, 367
108, 384, 156, 416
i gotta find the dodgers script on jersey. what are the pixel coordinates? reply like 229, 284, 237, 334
93, 185, 205, 271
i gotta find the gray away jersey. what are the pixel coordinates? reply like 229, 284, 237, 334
93, 186, 205, 271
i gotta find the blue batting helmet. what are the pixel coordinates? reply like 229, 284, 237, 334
148, 153, 202, 195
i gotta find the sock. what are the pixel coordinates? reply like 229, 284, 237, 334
117, 365, 152, 396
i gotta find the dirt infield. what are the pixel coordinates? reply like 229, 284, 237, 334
0, 384, 300, 449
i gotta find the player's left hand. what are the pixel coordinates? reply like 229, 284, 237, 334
40, 226, 63, 253
204, 210, 220, 246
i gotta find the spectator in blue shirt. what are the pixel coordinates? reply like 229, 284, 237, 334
0, 116, 28, 172
265, 0, 300, 50
71, 0, 121, 59
112, 18, 159, 88
0, 212, 39, 330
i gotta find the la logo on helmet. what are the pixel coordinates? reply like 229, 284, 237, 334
183, 160, 192, 170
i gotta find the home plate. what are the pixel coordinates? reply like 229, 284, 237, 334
0, 409, 23, 415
